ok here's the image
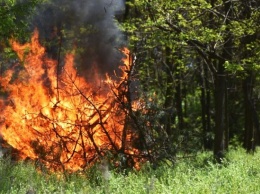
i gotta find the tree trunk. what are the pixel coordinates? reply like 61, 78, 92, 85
174, 61, 184, 131
200, 62, 212, 150
243, 73, 256, 152
214, 69, 227, 162
213, 0, 234, 162
164, 47, 176, 137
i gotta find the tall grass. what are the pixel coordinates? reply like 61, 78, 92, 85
0, 148, 260, 193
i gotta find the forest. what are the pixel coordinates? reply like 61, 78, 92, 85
0, 0, 260, 193
122, 0, 260, 160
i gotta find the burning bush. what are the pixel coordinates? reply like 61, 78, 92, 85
0, 30, 142, 172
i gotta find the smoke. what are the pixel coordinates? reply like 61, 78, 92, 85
31, 0, 126, 80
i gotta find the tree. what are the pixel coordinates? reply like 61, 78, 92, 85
0, 0, 40, 42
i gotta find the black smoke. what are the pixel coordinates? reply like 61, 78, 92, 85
31, 0, 126, 80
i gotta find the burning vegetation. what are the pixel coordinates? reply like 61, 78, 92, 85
0, 29, 142, 172
0, 0, 176, 173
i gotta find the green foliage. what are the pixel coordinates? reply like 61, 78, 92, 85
1, 148, 260, 193
224, 61, 244, 74
0, 0, 41, 41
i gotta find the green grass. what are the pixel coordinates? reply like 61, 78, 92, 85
1, 148, 260, 193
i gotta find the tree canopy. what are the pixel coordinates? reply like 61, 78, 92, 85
0, 0, 40, 41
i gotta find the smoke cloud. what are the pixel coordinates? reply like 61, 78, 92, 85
31, 0, 126, 80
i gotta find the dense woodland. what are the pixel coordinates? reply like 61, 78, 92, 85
122, 0, 260, 163
0, 0, 260, 169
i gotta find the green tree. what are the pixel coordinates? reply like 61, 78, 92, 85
0, 0, 40, 42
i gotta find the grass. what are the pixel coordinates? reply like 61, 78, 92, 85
0, 148, 260, 193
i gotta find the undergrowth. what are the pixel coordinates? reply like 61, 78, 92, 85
0, 147, 260, 193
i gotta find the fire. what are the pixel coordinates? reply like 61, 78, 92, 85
0, 29, 138, 171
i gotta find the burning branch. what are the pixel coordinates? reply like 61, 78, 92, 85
0, 30, 143, 172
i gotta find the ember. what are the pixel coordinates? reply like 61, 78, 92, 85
0, 30, 139, 171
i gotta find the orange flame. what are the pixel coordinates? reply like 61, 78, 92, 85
0, 29, 138, 171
